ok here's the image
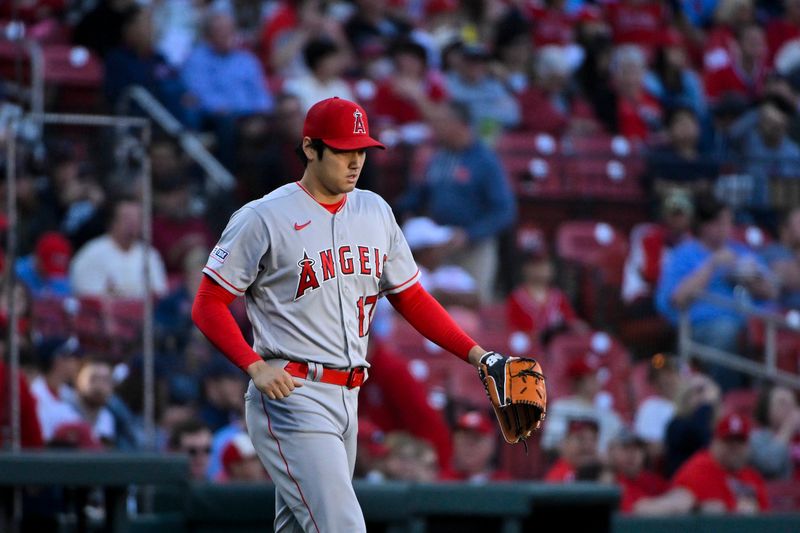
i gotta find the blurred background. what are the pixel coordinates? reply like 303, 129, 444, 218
1, 0, 800, 531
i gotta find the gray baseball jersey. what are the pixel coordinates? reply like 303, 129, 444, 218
203, 181, 420, 369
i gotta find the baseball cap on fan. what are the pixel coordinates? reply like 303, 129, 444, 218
303, 97, 385, 150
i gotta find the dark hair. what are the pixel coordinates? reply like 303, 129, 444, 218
692, 193, 728, 230
390, 39, 428, 67
303, 38, 338, 72
295, 139, 326, 167
168, 418, 210, 450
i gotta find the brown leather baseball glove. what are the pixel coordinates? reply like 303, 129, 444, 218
478, 352, 547, 445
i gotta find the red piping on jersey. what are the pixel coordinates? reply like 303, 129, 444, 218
203, 266, 246, 294
296, 181, 347, 213
261, 393, 321, 533
387, 282, 477, 361
380, 269, 420, 296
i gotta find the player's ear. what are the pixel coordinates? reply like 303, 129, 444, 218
302, 137, 317, 162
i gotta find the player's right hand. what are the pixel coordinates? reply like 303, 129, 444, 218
247, 360, 303, 400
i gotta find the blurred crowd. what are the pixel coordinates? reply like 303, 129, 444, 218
1, 0, 800, 519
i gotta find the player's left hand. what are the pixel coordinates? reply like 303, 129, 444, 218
247, 360, 304, 400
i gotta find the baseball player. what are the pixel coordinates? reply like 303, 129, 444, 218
192, 97, 491, 532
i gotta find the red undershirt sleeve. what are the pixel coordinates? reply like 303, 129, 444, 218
191, 275, 263, 372
386, 282, 478, 361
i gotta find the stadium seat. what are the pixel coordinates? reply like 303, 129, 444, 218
30, 297, 71, 338
495, 132, 565, 198
556, 220, 628, 327
559, 133, 645, 201
721, 389, 759, 417
546, 332, 634, 420
732, 224, 772, 251
74, 297, 108, 350
766, 479, 800, 512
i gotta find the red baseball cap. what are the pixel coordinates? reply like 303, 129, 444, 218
715, 413, 752, 441
566, 357, 596, 380
303, 97, 385, 151
456, 411, 494, 435
35, 231, 72, 277
221, 433, 258, 474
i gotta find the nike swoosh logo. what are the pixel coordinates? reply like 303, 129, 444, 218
294, 220, 311, 231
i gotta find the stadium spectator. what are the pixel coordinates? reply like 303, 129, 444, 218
70, 196, 168, 299
220, 432, 268, 482
623, 190, 694, 305
761, 207, 800, 309
259, 0, 350, 77
766, 0, 800, 64
0, 351, 44, 448
360, 340, 454, 469
633, 354, 680, 462
607, 427, 669, 513
656, 194, 776, 390
506, 249, 586, 349
371, 40, 448, 131
492, 15, 533, 94
704, 23, 769, 104
239, 92, 305, 200
396, 102, 516, 303
283, 38, 355, 114
402, 217, 479, 309
69, 358, 116, 445
354, 418, 390, 481
152, 178, 213, 275
72, 0, 138, 57
609, 44, 664, 142
664, 372, 720, 476
703, 0, 756, 73
344, 0, 410, 59
517, 45, 597, 136
151, 0, 206, 67
736, 96, 800, 208
605, 0, 671, 56
524, 0, 578, 47
645, 107, 719, 194
644, 30, 707, 122
382, 432, 439, 482
104, 5, 190, 124
545, 417, 603, 482
15, 231, 72, 299
182, 8, 274, 167
750, 385, 800, 479
169, 418, 214, 481
445, 43, 521, 136
38, 141, 106, 251
199, 358, 246, 432
29, 337, 82, 442
542, 357, 623, 454
440, 411, 511, 482
635, 413, 769, 514
155, 246, 208, 355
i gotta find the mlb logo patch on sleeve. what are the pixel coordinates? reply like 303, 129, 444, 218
211, 246, 229, 263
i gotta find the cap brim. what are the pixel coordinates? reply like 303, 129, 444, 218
323, 136, 386, 150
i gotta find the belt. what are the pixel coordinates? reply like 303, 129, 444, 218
284, 361, 367, 389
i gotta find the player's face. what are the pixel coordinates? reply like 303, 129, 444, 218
308, 143, 367, 198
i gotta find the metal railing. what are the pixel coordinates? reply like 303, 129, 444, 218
678, 291, 800, 390
116, 86, 235, 192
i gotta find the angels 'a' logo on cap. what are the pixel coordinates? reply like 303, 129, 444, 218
353, 109, 366, 135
